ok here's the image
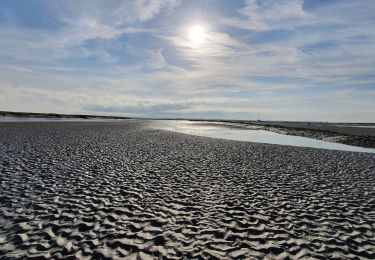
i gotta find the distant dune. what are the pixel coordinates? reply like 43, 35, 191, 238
0, 111, 132, 120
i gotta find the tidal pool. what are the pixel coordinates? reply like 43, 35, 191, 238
153, 120, 375, 154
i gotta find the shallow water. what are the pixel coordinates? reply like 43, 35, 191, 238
153, 120, 375, 154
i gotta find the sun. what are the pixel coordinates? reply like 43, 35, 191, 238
188, 25, 206, 44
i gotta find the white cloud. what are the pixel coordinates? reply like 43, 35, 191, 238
145, 49, 167, 69
0, 0, 181, 61
52, 0, 180, 41
47, 19, 122, 48
51, 0, 180, 25
2, 66, 33, 73
2, 78, 373, 121
224, 0, 309, 31
0, 0, 374, 121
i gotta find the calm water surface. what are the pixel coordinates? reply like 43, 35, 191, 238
153, 120, 375, 154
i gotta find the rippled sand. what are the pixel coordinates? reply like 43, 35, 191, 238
0, 122, 374, 259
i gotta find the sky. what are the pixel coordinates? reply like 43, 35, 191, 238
0, 0, 374, 122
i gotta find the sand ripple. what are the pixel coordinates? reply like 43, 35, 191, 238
0, 122, 374, 259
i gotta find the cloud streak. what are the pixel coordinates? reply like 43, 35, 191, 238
0, 0, 374, 121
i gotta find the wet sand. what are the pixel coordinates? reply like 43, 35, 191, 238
1, 121, 374, 259
247, 122, 375, 149
258, 121, 375, 136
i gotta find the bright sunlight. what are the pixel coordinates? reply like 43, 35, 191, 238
188, 25, 206, 45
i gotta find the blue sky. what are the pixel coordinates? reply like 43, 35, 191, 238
0, 0, 374, 121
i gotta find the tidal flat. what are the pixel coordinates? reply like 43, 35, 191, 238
0, 121, 374, 259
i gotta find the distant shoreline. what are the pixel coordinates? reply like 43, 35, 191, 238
1, 110, 374, 148
0, 111, 132, 120
1, 110, 375, 124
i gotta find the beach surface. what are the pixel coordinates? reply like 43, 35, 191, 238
249, 121, 375, 148
258, 121, 375, 136
0, 121, 374, 259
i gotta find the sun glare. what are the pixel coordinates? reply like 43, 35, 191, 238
188, 25, 205, 44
